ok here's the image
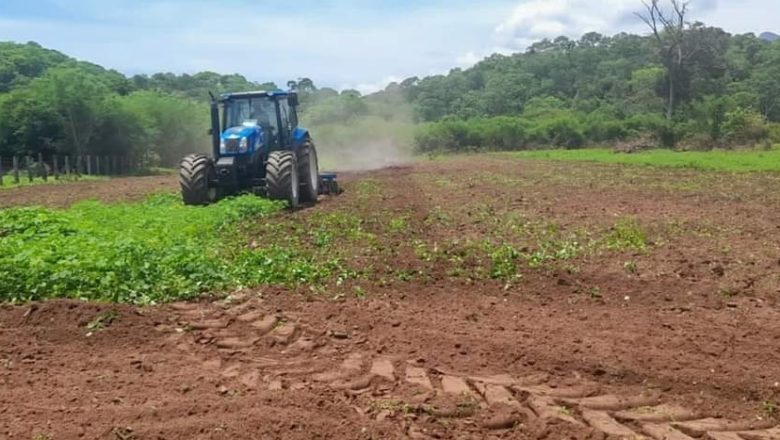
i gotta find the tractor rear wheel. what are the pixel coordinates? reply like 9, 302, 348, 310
266, 151, 299, 208
298, 143, 320, 203
179, 154, 219, 205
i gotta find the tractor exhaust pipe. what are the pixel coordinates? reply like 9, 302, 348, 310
209, 92, 221, 159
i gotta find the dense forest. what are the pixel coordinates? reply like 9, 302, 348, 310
1, 11, 779, 166
404, 23, 780, 151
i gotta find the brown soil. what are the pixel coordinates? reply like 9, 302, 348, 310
0, 175, 178, 208
1, 156, 780, 439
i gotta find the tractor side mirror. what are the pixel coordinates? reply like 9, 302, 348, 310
288, 94, 299, 107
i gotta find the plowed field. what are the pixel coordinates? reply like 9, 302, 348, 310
2, 156, 779, 439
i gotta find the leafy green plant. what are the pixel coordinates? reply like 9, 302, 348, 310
353, 286, 367, 299
762, 400, 778, 418
86, 310, 119, 330
605, 218, 647, 251
525, 238, 582, 268
0, 194, 284, 304
387, 216, 409, 234
488, 244, 520, 279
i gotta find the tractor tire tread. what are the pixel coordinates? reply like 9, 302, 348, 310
266, 151, 298, 208
298, 144, 319, 204
180, 154, 215, 205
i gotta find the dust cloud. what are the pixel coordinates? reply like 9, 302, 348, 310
318, 137, 413, 172
307, 115, 416, 172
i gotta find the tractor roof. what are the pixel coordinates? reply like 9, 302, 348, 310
219, 90, 295, 101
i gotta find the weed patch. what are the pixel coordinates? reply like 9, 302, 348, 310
387, 215, 410, 234
487, 243, 521, 279
762, 400, 778, 418
526, 238, 582, 268
355, 179, 382, 197
604, 218, 647, 251
86, 310, 119, 330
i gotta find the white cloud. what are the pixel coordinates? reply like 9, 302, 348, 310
493, 0, 744, 51
698, 0, 777, 35
495, 0, 642, 49
456, 51, 481, 68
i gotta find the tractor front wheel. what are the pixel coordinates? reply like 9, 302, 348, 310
180, 154, 219, 205
266, 151, 300, 208
298, 143, 320, 204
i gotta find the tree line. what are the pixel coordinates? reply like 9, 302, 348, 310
402, 2, 780, 152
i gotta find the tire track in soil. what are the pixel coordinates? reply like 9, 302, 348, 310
172, 295, 780, 440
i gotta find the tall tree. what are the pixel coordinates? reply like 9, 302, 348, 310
637, 0, 689, 120
748, 43, 780, 121
35, 67, 111, 155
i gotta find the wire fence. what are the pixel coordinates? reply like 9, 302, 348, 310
0, 154, 134, 186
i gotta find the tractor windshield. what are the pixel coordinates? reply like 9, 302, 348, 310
224, 98, 278, 132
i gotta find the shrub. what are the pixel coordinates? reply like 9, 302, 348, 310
585, 118, 629, 143
722, 108, 769, 146
625, 113, 677, 147
768, 123, 780, 144
537, 116, 585, 149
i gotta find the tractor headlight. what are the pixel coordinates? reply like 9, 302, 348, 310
219, 139, 226, 154
239, 137, 249, 152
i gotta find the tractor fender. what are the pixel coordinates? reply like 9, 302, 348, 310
291, 127, 311, 149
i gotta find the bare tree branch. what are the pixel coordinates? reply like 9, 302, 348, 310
636, 0, 689, 120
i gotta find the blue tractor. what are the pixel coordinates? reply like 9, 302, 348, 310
179, 90, 338, 206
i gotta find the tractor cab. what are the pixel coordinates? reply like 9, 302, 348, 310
214, 91, 300, 157
205, 90, 309, 194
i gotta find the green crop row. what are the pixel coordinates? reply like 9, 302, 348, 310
0, 193, 337, 304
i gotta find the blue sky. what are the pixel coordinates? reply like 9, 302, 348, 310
0, 0, 777, 93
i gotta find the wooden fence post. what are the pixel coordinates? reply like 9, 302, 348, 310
38, 153, 47, 181
26, 156, 33, 182
64, 156, 71, 177
86, 155, 92, 175
13, 156, 19, 184
96, 156, 101, 175
53, 154, 59, 180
